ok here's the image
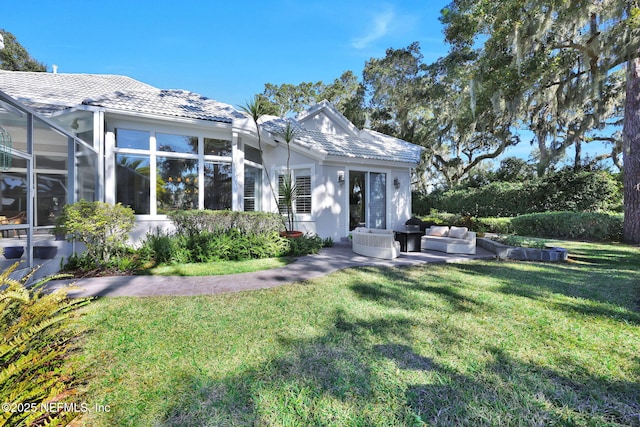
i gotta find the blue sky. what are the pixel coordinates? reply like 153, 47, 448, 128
1, 1, 610, 165
1, 1, 450, 108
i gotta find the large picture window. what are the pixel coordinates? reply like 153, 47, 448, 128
157, 133, 197, 154
114, 129, 232, 214
204, 138, 232, 156
116, 129, 149, 150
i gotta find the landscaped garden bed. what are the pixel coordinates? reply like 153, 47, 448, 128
54, 202, 330, 278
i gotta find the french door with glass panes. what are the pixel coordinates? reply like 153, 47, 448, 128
348, 171, 386, 230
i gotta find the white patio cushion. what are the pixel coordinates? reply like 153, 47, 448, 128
448, 226, 468, 239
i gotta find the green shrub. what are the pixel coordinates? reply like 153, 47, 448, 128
476, 217, 514, 234
511, 211, 623, 241
414, 170, 621, 217
0, 264, 90, 426
54, 200, 135, 268
138, 230, 191, 265
492, 235, 548, 249
168, 210, 283, 236
287, 233, 324, 256
138, 228, 290, 264
418, 211, 494, 232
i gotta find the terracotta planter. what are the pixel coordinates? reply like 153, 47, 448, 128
280, 231, 304, 239
3, 246, 24, 259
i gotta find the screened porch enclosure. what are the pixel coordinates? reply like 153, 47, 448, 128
0, 92, 99, 267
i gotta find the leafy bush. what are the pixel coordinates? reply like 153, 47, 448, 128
138, 229, 189, 265
54, 200, 135, 268
476, 217, 514, 234
414, 169, 621, 217
492, 235, 548, 249
0, 264, 90, 426
511, 211, 623, 241
417, 211, 503, 232
287, 233, 324, 256
138, 228, 289, 264
168, 210, 283, 236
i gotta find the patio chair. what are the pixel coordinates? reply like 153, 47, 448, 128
1, 211, 26, 237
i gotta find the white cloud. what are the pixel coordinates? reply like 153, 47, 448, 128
351, 8, 396, 49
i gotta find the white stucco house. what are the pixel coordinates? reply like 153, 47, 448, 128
0, 70, 422, 267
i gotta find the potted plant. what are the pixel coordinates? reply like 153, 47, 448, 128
241, 97, 302, 238
278, 173, 303, 238
277, 121, 303, 238
3, 246, 24, 259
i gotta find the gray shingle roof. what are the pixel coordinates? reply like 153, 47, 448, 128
83, 89, 246, 123
0, 71, 155, 111
0, 71, 244, 123
263, 117, 423, 164
0, 71, 423, 163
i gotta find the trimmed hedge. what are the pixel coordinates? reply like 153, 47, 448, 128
511, 211, 623, 241
168, 210, 284, 236
414, 170, 621, 217
417, 213, 514, 234
140, 211, 324, 263
416, 211, 622, 241
142, 211, 289, 263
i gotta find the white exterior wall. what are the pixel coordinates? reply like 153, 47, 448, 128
100, 114, 415, 243
389, 169, 412, 231
314, 164, 347, 240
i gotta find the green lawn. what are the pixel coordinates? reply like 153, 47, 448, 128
74, 241, 640, 426
139, 257, 291, 276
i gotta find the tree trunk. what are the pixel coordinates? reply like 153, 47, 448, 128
622, 56, 640, 244
574, 140, 582, 171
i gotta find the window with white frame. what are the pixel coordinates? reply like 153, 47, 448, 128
278, 168, 311, 215
113, 129, 232, 214
244, 165, 262, 212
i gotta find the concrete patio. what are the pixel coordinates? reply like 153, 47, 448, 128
43, 243, 495, 298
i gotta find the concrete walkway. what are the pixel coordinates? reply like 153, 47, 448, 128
45, 244, 495, 298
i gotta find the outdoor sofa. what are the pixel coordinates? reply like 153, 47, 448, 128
423, 226, 476, 254
352, 227, 400, 259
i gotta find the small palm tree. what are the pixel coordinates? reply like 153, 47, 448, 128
240, 97, 299, 233
279, 172, 297, 233
279, 121, 298, 232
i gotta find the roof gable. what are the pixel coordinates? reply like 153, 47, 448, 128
296, 100, 360, 136
261, 115, 423, 165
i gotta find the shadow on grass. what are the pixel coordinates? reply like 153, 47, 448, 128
449, 246, 640, 325
404, 345, 640, 426
155, 306, 640, 426
350, 265, 483, 313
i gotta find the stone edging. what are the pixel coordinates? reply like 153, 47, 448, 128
477, 238, 568, 262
